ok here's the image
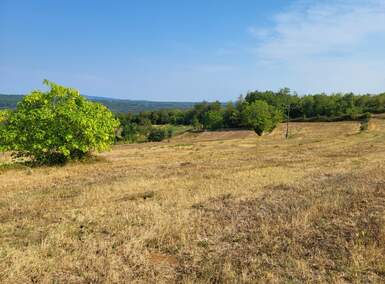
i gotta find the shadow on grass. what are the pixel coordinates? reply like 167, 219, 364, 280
0, 154, 108, 172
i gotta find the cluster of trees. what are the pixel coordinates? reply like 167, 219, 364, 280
115, 112, 177, 143
116, 89, 385, 138
116, 99, 283, 137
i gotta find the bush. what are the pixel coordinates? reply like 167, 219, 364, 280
0, 80, 119, 164
360, 112, 371, 132
360, 121, 369, 132
147, 128, 167, 142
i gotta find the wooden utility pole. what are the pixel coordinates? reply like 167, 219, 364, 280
285, 104, 290, 139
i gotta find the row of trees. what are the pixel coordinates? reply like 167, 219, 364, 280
117, 99, 283, 140
116, 89, 385, 138
244, 88, 385, 119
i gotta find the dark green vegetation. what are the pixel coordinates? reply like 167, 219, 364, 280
147, 127, 172, 142
115, 88, 385, 141
116, 99, 283, 136
115, 100, 283, 142
0, 81, 119, 164
244, 88, 385, 119
0, 94, 194, 113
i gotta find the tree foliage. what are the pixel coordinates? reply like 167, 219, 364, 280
0, 80, 119, 164
241, 100, 282, 135
245, 89, 385, 119
203, 110, 224, 130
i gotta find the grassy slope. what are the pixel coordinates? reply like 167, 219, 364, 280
1, 120, 385, 282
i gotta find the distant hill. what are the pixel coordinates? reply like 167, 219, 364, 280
0, 94, 25, 110
0, 94, 195, 113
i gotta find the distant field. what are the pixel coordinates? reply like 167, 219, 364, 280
1, 120, 385, 282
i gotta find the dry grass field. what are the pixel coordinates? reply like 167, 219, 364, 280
1, 119, 385, 283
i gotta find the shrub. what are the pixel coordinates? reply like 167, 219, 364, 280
147, 128, 167, 142
0, 80, 119, 164
360, 112, 372, 132
360, 121, 369, 132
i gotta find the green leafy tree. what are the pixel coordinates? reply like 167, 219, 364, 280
241, 100, 282, 135
203, 110, 224, 130
0, 80, 119, 164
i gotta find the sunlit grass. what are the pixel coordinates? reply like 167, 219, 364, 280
1, 119, 385, 282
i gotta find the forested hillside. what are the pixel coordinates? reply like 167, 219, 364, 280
0, 94, 24, 109
0, 94, 194, 113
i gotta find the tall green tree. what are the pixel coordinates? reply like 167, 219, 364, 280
241, 100, 282, 135
0, 80, 119, 164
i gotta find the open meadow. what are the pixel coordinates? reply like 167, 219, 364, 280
1, 119, 385, 283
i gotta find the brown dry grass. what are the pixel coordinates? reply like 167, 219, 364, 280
1, 120, 385, 283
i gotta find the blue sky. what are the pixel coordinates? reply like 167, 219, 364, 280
1, 0, 385, 101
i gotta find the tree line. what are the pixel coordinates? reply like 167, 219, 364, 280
116, 98, 282, 142
116, 88, 385, 141
244, 88, 385, 119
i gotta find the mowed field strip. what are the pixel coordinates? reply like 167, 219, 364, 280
1, 119, 385, 283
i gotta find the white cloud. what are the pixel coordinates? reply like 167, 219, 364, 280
250, 0, 385, 94
260, 0, 385, 58
248, 26, 270, 39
